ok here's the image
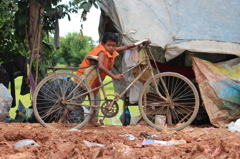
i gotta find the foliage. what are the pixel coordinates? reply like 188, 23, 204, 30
57, 32, 95, 67
0, 0, 27, 63
40, 0, 101, 40
31, 36, 55, 72
0, 0, 100, 64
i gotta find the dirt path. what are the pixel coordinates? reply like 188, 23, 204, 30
0, 122, 239, 159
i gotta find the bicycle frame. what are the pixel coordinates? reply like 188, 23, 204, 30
33, 45, 200, 131
68, 47, 168, 111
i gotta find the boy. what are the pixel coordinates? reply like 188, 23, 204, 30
77, 32, 150, 126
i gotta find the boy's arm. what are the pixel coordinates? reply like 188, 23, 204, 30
116, 39, 151, 52
116, 43, 135, 52
98, 51, 123, 81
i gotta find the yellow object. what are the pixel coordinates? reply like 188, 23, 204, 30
133, 64, 152, 83
139, 49, 147, 65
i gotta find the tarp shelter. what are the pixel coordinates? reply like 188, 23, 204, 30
192, 57, 240, 127
98, 0, 240, 127
98, 0, 240, 61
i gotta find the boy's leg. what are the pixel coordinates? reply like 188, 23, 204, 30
89, 93, 102, 126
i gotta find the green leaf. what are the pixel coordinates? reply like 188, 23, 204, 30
80, 2, 87, 9
93, 2, 98, 9
83, 2, 92, 11
17, 13, 28, 25
80, 2, 92, 12
18, 1, 28, 13
68, 14, 71, 21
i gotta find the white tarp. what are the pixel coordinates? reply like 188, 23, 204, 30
98, 0, 240, 61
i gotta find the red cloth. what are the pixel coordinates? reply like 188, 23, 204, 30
150, 60, 195, 79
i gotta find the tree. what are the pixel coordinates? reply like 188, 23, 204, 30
0, 0, 26, 63
58, 32, 95, 67
0, 0, 100, 83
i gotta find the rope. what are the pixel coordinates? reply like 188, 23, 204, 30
148, 47, 161, 74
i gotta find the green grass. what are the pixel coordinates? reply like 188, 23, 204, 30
9, 77, 31, 119
11, 70, 140, 125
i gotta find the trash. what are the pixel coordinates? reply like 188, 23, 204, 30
83, 140, 106, 147
15, 100, 26, 122
119, 107, 131, 125
155, 115, 166, 127
186, 128, 195, 131
15, 139, 40, 148
228, 119, 240, 132
142, 138, 186, 146
204, 148, 212, 153
142, 138, 168, 146
211, 145, 222, 158
203, 127, 215, 131
167, 139, 187, 146
151, 135, 159, 138
197, 138, 203, 141
67, 128, 81, 131
4, 118, 14, 123
130, 115, 142, 125
140, 120, 146, 126
25, 108, 33, 122
0, 83, 12, 122
140, 132, 150, 138
119, 134, 136, 140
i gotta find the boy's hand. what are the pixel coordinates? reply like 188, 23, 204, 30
134, 39, 151, 46
142, 39, 151, 47
113, 74, 123, 81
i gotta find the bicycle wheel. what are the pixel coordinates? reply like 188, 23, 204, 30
32, 72, 94, 130
138, 72, 199, 131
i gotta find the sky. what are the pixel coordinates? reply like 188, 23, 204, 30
58, 1, 101, 42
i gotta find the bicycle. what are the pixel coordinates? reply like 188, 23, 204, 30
32, 41, 200, 131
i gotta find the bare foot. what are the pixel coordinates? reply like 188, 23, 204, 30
58, 116, 72, 127
89, 117, 102, 127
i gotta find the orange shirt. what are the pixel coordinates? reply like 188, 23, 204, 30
76, 43, 119, 94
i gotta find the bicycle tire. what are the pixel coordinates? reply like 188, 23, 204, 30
138, 72, 199, 131
32, 72, 94, 130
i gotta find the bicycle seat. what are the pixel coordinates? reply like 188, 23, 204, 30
86, 55, 98, 61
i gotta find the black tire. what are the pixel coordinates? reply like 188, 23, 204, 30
32, 72, 94, 130
138, 72, 199, 131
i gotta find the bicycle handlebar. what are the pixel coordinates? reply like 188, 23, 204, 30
134, 39, 150, 46
142, 39, 149, 43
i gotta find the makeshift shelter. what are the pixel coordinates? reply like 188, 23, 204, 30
192, 57, 240, 127
98, 0, 240, 127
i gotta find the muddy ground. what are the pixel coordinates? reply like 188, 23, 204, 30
0, 122, 239, 159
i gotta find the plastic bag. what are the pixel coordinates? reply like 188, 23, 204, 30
0, 83, 13, 122
128, 77, 143, 104
15, 139, 40, 148
119, 107, 131, 125
228, 119, 240, 132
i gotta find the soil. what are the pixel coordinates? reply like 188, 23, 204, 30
0, 122, 239, 159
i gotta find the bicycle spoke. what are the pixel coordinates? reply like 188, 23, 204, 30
33, 72, 95, 130
38, 102, 61, 121
138, 73, 199, 131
